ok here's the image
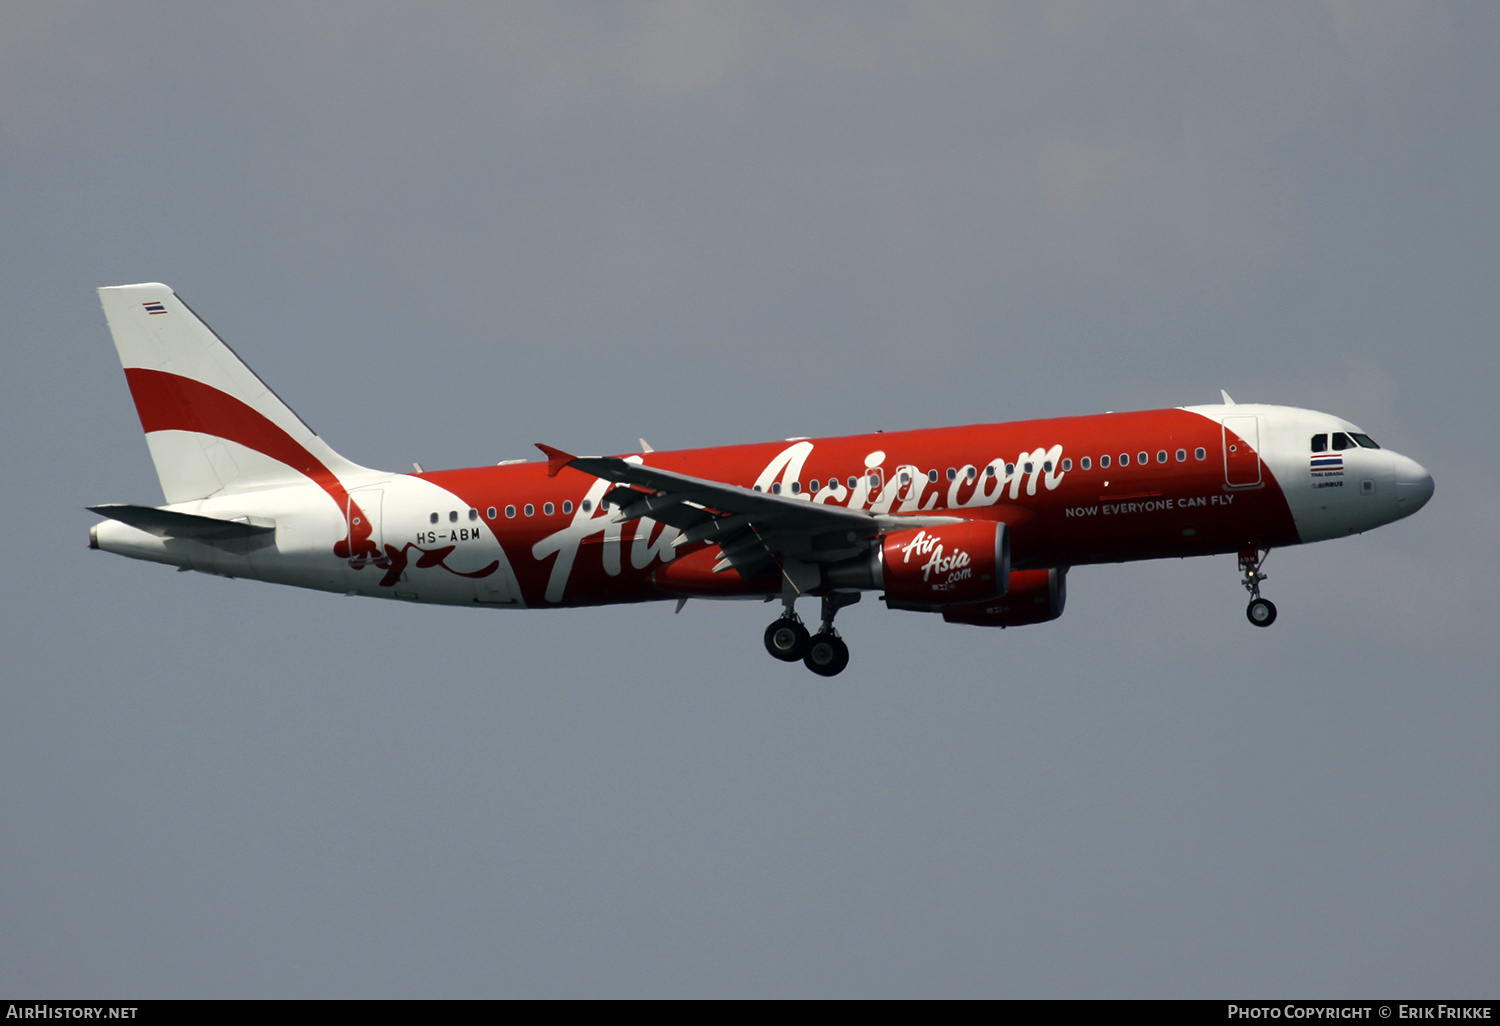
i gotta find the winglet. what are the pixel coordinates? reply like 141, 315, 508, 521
535, 443, 578, 478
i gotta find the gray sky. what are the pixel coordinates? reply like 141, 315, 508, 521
3, 1, 1496, 997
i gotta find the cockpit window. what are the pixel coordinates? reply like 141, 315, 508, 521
1351, 433, 1380, 449
1311, 433, 1328, 453
1331, 432, 1354, 450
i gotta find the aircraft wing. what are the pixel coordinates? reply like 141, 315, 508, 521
536, 444, 958, 580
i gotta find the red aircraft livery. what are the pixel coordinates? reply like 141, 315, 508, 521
89, 284, 1435, 676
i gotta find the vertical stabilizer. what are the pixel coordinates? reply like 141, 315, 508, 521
97, 283, 370, 504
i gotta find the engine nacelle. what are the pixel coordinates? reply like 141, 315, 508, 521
879, 521, 1010, 606
940, 567, 1067, 627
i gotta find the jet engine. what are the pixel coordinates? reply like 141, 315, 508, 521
939, 567, 1068, 627
826, 520, 1010, 606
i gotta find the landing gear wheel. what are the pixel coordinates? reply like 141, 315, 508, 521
764, 617, 810, 661
1237, 548, 1277, 629
803, 633, 850, 677
1246, 597, 1277, 627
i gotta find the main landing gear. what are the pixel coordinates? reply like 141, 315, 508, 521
764, 616, 810, 661
1239, 547, 1277, 627
764, 592, 859, 676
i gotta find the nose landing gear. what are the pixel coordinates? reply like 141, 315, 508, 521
1239, 548, 1277, 627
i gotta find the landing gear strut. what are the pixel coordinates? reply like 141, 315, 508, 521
764, 592, 859, 676
1239, 548, 1277, 627
803, 593, 858, 677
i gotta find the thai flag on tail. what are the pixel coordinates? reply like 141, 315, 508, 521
143, 301, 166, 315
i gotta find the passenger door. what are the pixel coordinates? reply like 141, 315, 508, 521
1222, 416, 1263, 488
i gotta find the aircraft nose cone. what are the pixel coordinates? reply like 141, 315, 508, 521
1393, 455, 1434, 516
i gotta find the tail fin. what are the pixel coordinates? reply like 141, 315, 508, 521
98, 283, 370, 504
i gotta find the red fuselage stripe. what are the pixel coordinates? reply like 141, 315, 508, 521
417, 409, 1299, 607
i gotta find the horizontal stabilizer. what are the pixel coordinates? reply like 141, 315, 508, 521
87, 504, 275, 540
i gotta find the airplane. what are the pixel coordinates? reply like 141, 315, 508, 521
88, 283, 1435, 676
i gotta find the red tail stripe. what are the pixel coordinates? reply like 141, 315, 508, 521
123, 367, 354, 515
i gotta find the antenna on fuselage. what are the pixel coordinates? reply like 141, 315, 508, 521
1220, 390, 1236, 405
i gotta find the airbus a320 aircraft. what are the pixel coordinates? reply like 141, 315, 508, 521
89, 284, 1434, 676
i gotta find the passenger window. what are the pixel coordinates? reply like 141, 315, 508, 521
469, 509, 478, 521
771, 483, 782, 494
582, 500, 592, 513
429, 512, 438, 524
1043, 461, 1053, 473
1311, 433, 1328, 453
1061, 458, 1072, 471
1352, 433, 1380, 449
847, 477, 859, 490
523, 504, 534, 517
1138, 451, 1149, 465
966, 467, 977, 482
790, 481, 801, 494
1331, 432, 1354, 450
505, 505, 516, 518
1081, 457, 1091, 470
1156, 450, 1167, 464
928, 469, 939, 483
1023, 462, 1034, 474
1194, 447, 1206, 460
1005, 463, 1016, 475
562, 500, 573, 514
544, 502, 554, 515
869, 471, 883, 488
810, 479, 820, 492
1119, 453, 1130, 466
448, 510, 458, 523
946, 468, 957, 481
1175, 449, 1186, 462
1100, 455, 1110, 469
985, 466, 996, 478
486, 507, 496, 520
